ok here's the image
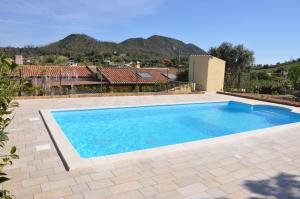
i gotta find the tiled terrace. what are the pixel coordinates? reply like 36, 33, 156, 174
4, 93, 300, 199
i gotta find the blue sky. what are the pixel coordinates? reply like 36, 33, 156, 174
0, 0, 299, 64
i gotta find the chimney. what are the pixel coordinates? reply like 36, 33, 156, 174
15, 55, 23, 65
136, 61, 141, 68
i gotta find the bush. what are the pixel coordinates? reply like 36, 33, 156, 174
0, 52, 19, 198
176, 70, 188, 82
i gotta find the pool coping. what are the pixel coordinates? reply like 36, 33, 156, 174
39, 98, 300, 170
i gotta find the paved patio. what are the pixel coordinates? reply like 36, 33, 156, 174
4, 93, 300, 199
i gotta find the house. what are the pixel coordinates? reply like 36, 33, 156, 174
12, 65, 179, 95
97, 67, 177, 92
12, 65, 104, 95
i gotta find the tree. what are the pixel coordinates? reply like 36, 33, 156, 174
208, 43, 254, 90
288, 64, 300, 95
0, 52, 19, 198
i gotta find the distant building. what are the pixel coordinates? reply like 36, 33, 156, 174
135, 61, 141, 68
15, 55, 23, 65
11, 65, 179, 94
66, 61, 78, 67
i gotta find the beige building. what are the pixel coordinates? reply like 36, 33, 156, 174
15, 55, 23, 65
189, 55, 225, 91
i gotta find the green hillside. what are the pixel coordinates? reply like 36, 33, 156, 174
1, 34, 206, 64
254, 59, 300, 73
121, 35, 206, 57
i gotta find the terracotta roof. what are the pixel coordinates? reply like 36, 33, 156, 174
98, 67, 176, 84
13, 65, 94, 78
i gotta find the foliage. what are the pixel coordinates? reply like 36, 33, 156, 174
208, 42, 254, 89
254, 59, 300, 74
251, 71, 271, 81
176, 70, 189, 82
288, 64, 300, 95
0, 52, 19, 198
35, 55, 68, 65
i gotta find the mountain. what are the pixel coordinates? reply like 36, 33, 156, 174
39, 34, 126, 57
121, 35, 206, 57
1, 34, 206, 60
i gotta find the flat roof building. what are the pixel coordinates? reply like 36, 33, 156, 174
189, 55, 225, 91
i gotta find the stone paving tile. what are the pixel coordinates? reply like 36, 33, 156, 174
139, 186, 159, 197
155, 190, 184, 199
82, 188, 112, 199
87, 179, 114, 190
154, 181, 178, 193
70, 183, 90, 194
64, 193, 84, 199
34, 187, 73, 199
176, 182, 208, 196
106, 190, 144, 199
22, 176, 48, 187
13, 185, 41, 198
41, 178, 76, 192
184, 192, 214, 199
5, 93, 300, 198
109, 181, 142, 194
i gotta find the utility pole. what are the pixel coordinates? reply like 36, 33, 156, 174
167, 68, 169, 93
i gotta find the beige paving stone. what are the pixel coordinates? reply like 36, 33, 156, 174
139, 186, 159, 197
208, 167, 229, 177
29, 168, 54, 178
64, 193, 84, 199
154, 181, 178, 193
22, 176, 48, 187
155, 190, 184, 199
140, 170, 156, 178
138, 178, 157, 187
41, 178, 76, 192
152, 173, 176, 184
173, 175, 202, 187
111, 172, 142, 184
34, 187, 72, 199
184, 192, 214, 199
218, 181, 243, 194
13, 185, 41, 198
70, 183, 90, 194
106, 190, 143, 199
206, 187, 226, 198
82, 188, 112, 199
109, 181, 142, 194
176, 183, 208, 196
87, 179, 114, 190
74, 175, 92, 184
89, 171, 114, 180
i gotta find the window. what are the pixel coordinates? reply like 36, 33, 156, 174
137, 72, 152, 78
162, 73, 176, 79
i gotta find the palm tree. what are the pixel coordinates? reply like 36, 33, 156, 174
209, 43, 254, 90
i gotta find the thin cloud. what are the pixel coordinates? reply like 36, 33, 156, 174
0, 19, 68, 29
0, 0, 166, 27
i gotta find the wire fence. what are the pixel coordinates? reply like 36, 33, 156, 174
224, 72, 294, 96
15, 76, 193, 96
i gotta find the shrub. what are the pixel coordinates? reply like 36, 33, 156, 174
0, 52, 19, 198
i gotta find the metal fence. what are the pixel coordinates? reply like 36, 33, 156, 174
16, 78, 193, 96
224, 72, 293, 96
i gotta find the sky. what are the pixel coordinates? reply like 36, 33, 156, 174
0, 0, 299, 64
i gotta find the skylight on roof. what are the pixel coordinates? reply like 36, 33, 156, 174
137, 72, 152, 78
162, 73, 176, 79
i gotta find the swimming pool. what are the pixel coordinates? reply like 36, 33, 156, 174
51, 101, 300, 158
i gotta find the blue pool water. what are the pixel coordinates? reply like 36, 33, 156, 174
52, 101, 300, 158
